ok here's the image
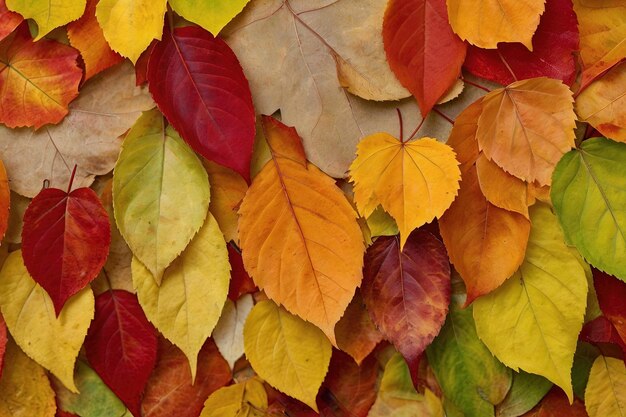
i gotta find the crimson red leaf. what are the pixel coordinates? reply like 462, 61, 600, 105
227, 244, 256, 301
361, 230, 450, 387
593, 269, 626, 344
21, 173, 111, 315
464, 0, 579, 86
383, 0, 466, 116
147, 26, 255, 182
141, 337, 231, 417
56, 411, 79, 417
0, 313, 6, 380
580, 316, 626, 358
317, 350, 378, 417
85, 290, 158, 417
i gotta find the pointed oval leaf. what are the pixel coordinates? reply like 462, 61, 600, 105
200, 378, 267, 417
0, 26, 81, 129
0, 250, 94, 392
383, 0, 466, 116
585, 355, 626, 417
6, 0, 85, 39
113, 108, 210, 281
551, 137, 626, 281
84, 290, 158, 417
148, 26, 255, 182
238, 116, 364, 342
22, 181, 110, 315
132, 213, 229, 379
473, 204, 588, 401
362, 230, 450, 384
244, 300, 332, 411
212, 294, 254, 370
168, 0, 250, 35
477, 77, 576, 185
350, 133, 460, 249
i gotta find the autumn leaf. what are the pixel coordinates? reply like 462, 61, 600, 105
593, 270, 626, 344
383, 0, 466, 116
0, 26, 81, 129
238, 116, 364, 342
580, 316, 626, 356
473, 204, 588, 401
244, 300, 331, 411
0, 314, 5, 379
147, 26, 256, 182
200, 378, 268, 417
0, 0, 22, 41
0, 250, 94, 392
551, 137, 626, 281
585, 356, 626, 417
476, 154, 530, 218
113, 108, 210, 281
6, 0, 85, 39
168, 0, 251, 36
446, 0, 544, 49
495, 371, 553, 417
349, 133, 460, 249
522, 388, 588, 417
476, 77, 576, 185
0, 160, 9, 242
212, 294, 254, 370
227, 245, 256, 300
84, 290, 158, 417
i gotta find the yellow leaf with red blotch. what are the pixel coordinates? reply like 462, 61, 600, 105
576, 61, 626, 143
477, 77, 576, 186
204, 160, 247, 243
238, 116, 364, 343
446, 0, 544, 49
349, 133, 460, 249
476, 154, 529, 218
0, 26, 81, 129
6, 0, 85, 39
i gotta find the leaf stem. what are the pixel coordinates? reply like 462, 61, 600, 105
461, 77, 492, 93
396, 108, 404, 141
67, 164, 78, 193
433, 108, 455, 125
405, 115, 427, 142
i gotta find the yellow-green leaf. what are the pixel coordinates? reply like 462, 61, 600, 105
132, 212, 229, 380
473, 204, 587, 401
114, 108, 210, 282
585, 356, 626, 417
168, 0, 250, 35
96, 0, 166, 63
243, 300, 331, 411
366, 206, 399, 238
6, 0, 86, 39
0, 251, 94, 392
200, 378, 267, 417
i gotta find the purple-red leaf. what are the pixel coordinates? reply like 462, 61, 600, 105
147, 26, 255, 182
464, 0, 579, 86
84, 290, 158, 417
361, 230, 450, 386
21, 174, 111, 315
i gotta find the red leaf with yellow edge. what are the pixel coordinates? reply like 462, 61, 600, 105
21, 168, 111, 315
227, 244, 256, 301
0, 0, 21, 41
383, 0, 466, 116
84, 290, 158, 417
0, 159, 9, 241
594, 269, 626, 344
361, 230, 450, 386
317, 350, 378, 417
67, 0, 123, 81
141, 338, 231, 417
0, 25, 81, 128
522, 387, 588, 417
0, 314, 6, 380
147, 26, 255, 182
335, 291, 383, 365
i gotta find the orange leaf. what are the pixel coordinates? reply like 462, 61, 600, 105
445, 99, 482, 170
238, 116, 365, 343
476, 154, 529, 218
0, 0, 22, 42
477, 77, 576, 185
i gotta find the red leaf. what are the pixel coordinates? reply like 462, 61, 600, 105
593, 269, 626, 344
227, 244, 256, 301
361, 230, 451, 387
84, 290, 158, 417
523, 387, 588, 417
141, 338, 231, 417
0, 313, 6, 380
580, 316, 626, 358
317, 350, 378, 417
147, 26, 255, 182
0, 0, 22, 41
383, 0, 466, 116
21, 172, 111, 314
464, 0, 579, 86
56, 411, 79, 417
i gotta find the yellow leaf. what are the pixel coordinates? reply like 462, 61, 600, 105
477, 77, 576, 185
0, 340, 56, 417
366, 206, 399, 239
200, 378, 267, 417
132, 212, 229, 381
238, 116, 364, 343
96, 0, 166, 63
212, 294, 254, 370
169, 0, 250, 36
6, 0, 85, 39
585, 356, 626, 417
473, 204, 587, 401
244, 300, 331, 411
349, 134, 460, 249
0, 251, 94, 393
446, 0, 544, 49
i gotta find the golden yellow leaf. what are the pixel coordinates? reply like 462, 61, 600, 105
238, 116, 364, 343
200, 378, 267, 417
6, 0, 85, 39
350, 133, 460, 249
168, 0, 251, 36
585, 356, 626, 417
0, 251, 94, 392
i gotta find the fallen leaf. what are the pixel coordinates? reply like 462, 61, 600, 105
213, 294, 254, 370
476, 154, 529, 218
350, 133, 460, 249
227, 245, 256, 301
383, 0, 466, 116
522, 388, 588, 417
0, 314, 5, 379
0, 0, 22, 41
114, 108, 210, 281
148, 26, 256, 182
593, 269, 626, 343
238, 116, 364, 342
244, 300, 331, 411
200, 378, 267, 417
84, 290, 158, 417
0, 62, 154, 198
4, 191, 28, 243
580, 316, 626, 356
0, 250, 94, 392
495, 371, 553, 417
0, 26, 81, 129
169, 0, 250, 35
6, 0, 85, 39
365, 207, 399, 239
585, 356, 626, 417
0, 160, 9, 241
473, 204, 588, 401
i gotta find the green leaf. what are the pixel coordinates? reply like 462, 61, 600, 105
572, 342, 600, 400
495, 371, 552, 417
